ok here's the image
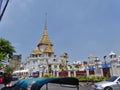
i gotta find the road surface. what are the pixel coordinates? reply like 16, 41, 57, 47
0, 82, 92, 90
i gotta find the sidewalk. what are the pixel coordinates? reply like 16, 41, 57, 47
79, 82, 94, 87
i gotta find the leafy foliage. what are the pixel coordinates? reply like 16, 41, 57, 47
4, 65, 14, 73
76, 75, 109, 82
0, 38, 15, 62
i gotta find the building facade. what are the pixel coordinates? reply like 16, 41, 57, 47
22, 20, 120, 77
9, 54, 22, 70
24, 22, 68, 77
109, 51, 120, 76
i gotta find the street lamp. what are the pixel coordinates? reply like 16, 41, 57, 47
103, 56, 107, 65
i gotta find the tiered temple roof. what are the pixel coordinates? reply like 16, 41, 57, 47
37, 24, 53, 47
31, 47, 41, 54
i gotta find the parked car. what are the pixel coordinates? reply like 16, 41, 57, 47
0, 75, 3, 83
92, 76, 120, 90
12, 74, 19, 81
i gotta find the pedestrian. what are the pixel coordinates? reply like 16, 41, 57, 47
0, 73, 12, 90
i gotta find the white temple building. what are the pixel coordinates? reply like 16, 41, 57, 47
22, 18, 120, 77
109, 51, 120, 76
24, 21, 69, 77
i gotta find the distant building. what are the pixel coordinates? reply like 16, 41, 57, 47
9, 54, 22, 70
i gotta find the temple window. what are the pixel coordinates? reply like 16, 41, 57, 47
53, 59, 56, 61
48, 53, 51, 57
39, 54, 41, 57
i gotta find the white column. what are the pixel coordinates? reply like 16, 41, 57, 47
68, 70, 71, 77
56, 71, 59, 77
86, 69, 89, 77
39, 71, 42, 77
110, 66, 113, 76
94, 66, 96, 76
73, 70, 76, 77
53, 70, 55, 77
100, 68, 103, 76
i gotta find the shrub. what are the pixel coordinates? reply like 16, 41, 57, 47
77, 75, 109, 82
77, 76, 87, 82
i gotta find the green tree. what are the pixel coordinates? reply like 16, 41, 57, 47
0, 38, 15, 62
4, 65, 14, 73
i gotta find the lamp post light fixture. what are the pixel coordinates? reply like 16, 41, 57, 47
103, 56, 107, 65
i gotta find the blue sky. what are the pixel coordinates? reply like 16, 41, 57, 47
1, 0, 120, 62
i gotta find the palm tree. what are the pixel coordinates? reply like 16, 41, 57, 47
0, 38, 15, 62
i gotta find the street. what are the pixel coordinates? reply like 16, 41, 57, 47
0, 82, 92, 90
0, 81, 17, 89
41, 83, 92, 90
0, 84, 4, 89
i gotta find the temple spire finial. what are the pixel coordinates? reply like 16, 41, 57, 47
43, 13, 48, 36
44, 12, 47, 30
37, 14, 53, 47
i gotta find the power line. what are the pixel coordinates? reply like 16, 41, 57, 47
0, 0, 9, 22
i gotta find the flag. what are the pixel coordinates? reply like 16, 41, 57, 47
88, 54, 94, 59
0, 0, 3, 11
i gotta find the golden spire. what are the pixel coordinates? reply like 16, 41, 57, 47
38, 14, 53, 46
44, 44, 54, 53
31, 47, 41, 54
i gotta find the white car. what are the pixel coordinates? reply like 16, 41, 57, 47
12, 74, 19, 81
92, 76, 120, 90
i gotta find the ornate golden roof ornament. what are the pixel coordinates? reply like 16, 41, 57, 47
44, 44, 54, 53
61, 52, 68, 58
38, 14, 53, 46
31, 47, 41, 54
